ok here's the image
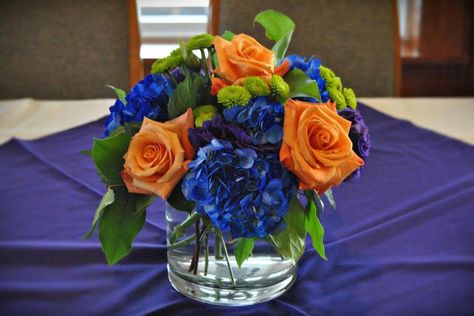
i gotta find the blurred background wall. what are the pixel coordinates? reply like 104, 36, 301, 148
139, 0, 473, 97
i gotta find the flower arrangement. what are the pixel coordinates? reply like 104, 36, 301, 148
83, 10, 370, 275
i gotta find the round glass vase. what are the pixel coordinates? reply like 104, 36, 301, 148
166, 203, 296, 306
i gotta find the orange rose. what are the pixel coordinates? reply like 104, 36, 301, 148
121, 108, 195, 199
280, 99, 364, 194
212, 34, 290, 93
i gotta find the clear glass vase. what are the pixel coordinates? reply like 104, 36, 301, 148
166, 203, 297, 306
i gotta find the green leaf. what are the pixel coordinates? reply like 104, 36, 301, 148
169, 212, 201, 244
284, 68, 321, 101
254, 9, 295, 42
80, 149, 92, 157
325, 188, 336, 209
304, 196, 327, 260
98, 188, 154, 265
106, 85, 127, 105
119, 122, 142, 137
273, 197, 306, 264
167, 71, 205, 119
82, 188, 115, 239
221, 30, 235, 41
272, 30, 293, 62
91, 128, 131, 185
166, 181, 195, 213
235, 238, 255, 268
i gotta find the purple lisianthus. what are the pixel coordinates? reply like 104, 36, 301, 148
188, 115, 252, 151
104, 73, 175, 136
338, 107, 371, 179
284, 54, 330, 103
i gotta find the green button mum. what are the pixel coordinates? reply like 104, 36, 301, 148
186, 34, 215, 51
244, 76, 271, 97
217, 86, 252, 107
194, 105, 218, 127
270, 75, 290, 99
327, 86, 347, 111
343, 88, 357, 109
320, 66, 335, 81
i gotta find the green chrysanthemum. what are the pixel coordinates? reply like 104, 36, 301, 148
326, 76, 342, 91
243, 76, 271, 97
270, 75, 290, 98
193, 105, 218, 127
217, 86, 251, 107
151, 55, 183, 74
328, 86, 347, 111
170, 47, 182, 58
343, 87, 357, 109
320, 66, 335, 81
186, 34, 215, 51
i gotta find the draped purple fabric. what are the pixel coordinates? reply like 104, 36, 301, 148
0, 104, 473, 315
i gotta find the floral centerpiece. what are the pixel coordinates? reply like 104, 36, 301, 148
83, 10, 370, 305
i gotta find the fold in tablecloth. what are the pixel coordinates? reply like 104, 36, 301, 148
0, 104, 473, 315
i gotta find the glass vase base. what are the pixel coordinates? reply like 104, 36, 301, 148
168, 265, 296, 306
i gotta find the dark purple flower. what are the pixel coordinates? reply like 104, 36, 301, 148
188, 115, 274, 152
338, 107, 371, 180
188, 115, 250, 150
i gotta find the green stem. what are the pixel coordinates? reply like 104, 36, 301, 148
206, 47, 215, 71
170, 212, 200, 244
226, 238, 239, 246
267, 235, 284, 260
192, 221, 201, 275
218, 231, 236, 286
165, 70, 178, 87
199, 225, 210, 242
168, 233, 195, 250
199, 48, 211, 83
204, 233, 209, 276
214, 233, 223, 260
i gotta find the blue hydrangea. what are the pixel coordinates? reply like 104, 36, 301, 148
284, 54, 330, 103
182, 139, 297, 238
223, 97, 284, 148
104, 73, 174, 136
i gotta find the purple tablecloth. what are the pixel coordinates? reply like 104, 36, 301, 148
1, 104, 473, 315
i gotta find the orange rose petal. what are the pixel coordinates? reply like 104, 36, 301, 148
133, 162, 188, 199
211, 77, 229, 95
120, 169, 152, 195
213, 36, 237, 82
280, 99, 365, 194
161, 109, 193, 158
275, 60, 290, 77
213, 33, 275, 84
121, 111, 196, 199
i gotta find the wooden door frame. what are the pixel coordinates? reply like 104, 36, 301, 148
128, 0, 143, 88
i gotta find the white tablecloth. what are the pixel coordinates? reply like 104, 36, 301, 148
0, 98, 473, 145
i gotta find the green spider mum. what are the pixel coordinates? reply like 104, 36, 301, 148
217, 86, 251, 107
327, 86, 347, 111
186, 34, 215, 51
151, 53, 183, 74
320, 66, 335, 81
243, 76, 271, 97
343, 87, 357, 109
150, 47, 187, 74
193, 105, 218, 127
270, 75, 290, 99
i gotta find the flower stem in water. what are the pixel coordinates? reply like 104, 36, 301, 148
218, 231, 236, 286
204, 233, 209, 276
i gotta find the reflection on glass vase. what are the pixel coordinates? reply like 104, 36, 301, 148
166, 203, 296, 306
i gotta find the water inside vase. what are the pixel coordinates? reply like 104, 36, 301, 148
166, 204, 296, 305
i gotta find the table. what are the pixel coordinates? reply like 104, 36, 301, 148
0, 99, 473, 315
1, 98, 473, 145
